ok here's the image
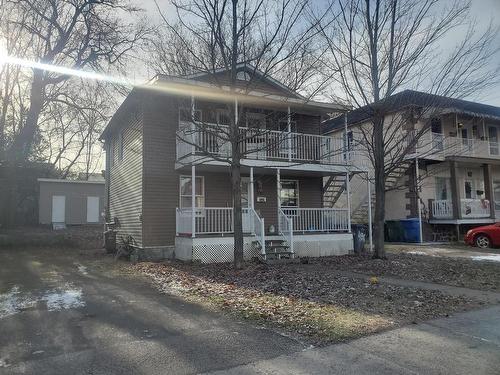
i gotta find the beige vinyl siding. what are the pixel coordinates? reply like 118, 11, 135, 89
109, 116, 143, 246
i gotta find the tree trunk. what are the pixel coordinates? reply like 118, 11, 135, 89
372, 116, 386, 259
11, 69, 45, 161
231, 156, 244, 268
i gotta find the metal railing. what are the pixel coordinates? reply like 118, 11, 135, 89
282, 207, 349, 232
431, 199, 490, 219
278, 208, 294, 255
461, 199, 490, 218
176, 121, 350, 164
431, 200, 453, 219
414, 131, 500, 159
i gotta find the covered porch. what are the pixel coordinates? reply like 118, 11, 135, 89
174, 164, 363, 262
429, 160, 498, 223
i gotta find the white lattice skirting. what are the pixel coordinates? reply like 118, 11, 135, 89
175, 233, 353, 263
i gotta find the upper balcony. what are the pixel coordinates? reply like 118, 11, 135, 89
176, 121, 353, 169
412, 131, 500, 161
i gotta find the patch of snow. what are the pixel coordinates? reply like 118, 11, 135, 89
407, 251, 428, 255
42, 286, 85, 311
0, 284, 85, 319
74, 263, 89, 276
471, 254, 500, 262
0, 286, 37, 319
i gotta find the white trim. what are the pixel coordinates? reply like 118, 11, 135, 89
38, 178, 104, 185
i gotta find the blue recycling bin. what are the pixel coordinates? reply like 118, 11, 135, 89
399, 218, 421, 243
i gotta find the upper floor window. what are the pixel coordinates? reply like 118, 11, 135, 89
110, 139, 115, 166
216, 109, 231, 125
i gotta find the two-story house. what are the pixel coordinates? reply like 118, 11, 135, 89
100, 65, 362, 262
323, 90, 500, 244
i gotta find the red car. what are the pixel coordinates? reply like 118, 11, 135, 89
464, 223, 500, 248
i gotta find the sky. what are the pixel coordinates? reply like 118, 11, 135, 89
131, 0, 500, 107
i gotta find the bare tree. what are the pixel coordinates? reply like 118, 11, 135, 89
3, 0, 148, 162
318, 0, 500, 258
155, 0, 327, 268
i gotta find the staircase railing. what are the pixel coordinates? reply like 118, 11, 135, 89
278, 208, 294, 256
248, 208, 265, 256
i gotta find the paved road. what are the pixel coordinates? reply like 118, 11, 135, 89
206, 305, 500, 375
0, 248, 304, 374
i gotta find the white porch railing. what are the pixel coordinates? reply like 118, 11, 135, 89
177, 122, 350, 164
415, 131, 500, 160
282, 208, 349, 232
249, 208, 265, 255
176, 207, 255, 235
431, 200, 453, 219
461, 199, 490, 218
278, 208, 294, 255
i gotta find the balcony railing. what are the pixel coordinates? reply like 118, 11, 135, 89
176, 121, 351, 165
431, 199, 490, 219
414, 131, 500, 160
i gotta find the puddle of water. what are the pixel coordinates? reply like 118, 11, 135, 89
471, 254, 500, 263
0, 284, 85, 318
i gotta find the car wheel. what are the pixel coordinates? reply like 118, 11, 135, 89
475, 234, 490, 248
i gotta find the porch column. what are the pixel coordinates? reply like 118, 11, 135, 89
191, 95, 196, 155
250, 167, 255, 210
483, 163, 495, 219
191, 165, 196, 238
367, 172, 373, 252
235, 98, 238, 124
450, 160, 462, 220
276, 168, 281, 210
287, 106, 292, 162
346, 171, 351, 233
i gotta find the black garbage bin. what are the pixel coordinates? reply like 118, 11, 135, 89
104, 229, 117, 254
352, 224, 367, 253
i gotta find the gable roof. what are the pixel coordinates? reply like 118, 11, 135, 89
176, 63, 305, 100
322, 90, 500, 134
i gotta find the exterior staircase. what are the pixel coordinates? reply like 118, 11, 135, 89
264, 239, 293, 260
325, 162, 413, 224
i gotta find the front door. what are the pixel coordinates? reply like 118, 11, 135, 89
86, 196, 100, 223
489, 126, 498, 156
52, 195, 65, 223
241, 177, 252, 232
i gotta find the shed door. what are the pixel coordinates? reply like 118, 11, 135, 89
86, 196, 100, 223
52, 195, 66, 223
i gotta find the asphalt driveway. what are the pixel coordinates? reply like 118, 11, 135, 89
0, 247, 304, 374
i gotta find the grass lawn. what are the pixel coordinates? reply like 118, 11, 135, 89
132, 257, 484, 345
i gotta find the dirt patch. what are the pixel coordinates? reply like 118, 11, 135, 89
132, 261, 480, 345
320, 252, 500, 292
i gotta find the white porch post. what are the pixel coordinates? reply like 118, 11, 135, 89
191, 95, 196, 155
250, 167, 255, 210
346, 171, 351, 233
287, 106, 292, 162
191, 165, 196, 238
415, 157, 423, 243
235, 98, 238, 124
367, 172, 373, 252
277, 168, 281, 230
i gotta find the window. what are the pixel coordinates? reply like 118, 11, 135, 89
216, 109, 231, 125
279, 180, 299, 207
109, 139, 115, 167
179, 176, 205, 208
435, 177, 450, 200
464, 180, 473, 199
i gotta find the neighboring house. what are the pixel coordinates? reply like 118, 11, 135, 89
100, 64, 363, 262
323, 90, 500, 241
38, 178, 105, 225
